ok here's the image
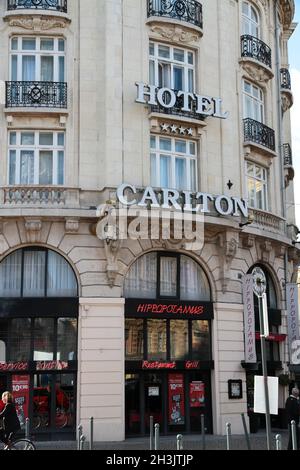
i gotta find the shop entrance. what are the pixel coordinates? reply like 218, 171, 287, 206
125, 371, 212, 436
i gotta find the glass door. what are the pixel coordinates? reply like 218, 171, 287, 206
144, 373, 163, 433
125, 374, 141, 435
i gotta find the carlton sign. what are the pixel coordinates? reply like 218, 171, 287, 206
136, 82, 228, 119
117, 184, 248, 218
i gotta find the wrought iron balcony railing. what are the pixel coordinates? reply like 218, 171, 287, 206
241, 35, 272, 69
283, 143, 293, 166
7, 0, 67, 13
147, 0, 203, 29
244, 118, 275, 152
280, 68, 291, 90
6, 81, 67, 109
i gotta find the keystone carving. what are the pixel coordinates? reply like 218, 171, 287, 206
25, 219, 42, 243
258, 240, 273, 263
65, 219, 79, 234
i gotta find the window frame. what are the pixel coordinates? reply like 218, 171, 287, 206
8, 130, 65, 186
10, 36, 66, 83
150, 135, 198, 192
149, 41, 195, 93
242, 1, 260, 38
243, 80, 265, 123
246, 161, 269, 211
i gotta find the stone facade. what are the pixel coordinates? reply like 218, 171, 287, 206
0, 0, 298, 440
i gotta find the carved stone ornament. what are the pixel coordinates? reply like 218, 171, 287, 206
150, 24, 200, 44
241, 61, 273, 83
281, 92, 293, 112
242, 234, 255, 249
259, 240, 273, 263
214, 231, 239, 293
6, 15, 68, 31
25, 219, 42, 243
96, 207, 123, 288
65, 219, 79, 234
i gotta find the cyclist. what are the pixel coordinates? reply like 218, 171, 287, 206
0, 392, 21, 445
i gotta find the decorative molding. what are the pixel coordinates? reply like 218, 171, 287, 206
24, 219, 42, 243
214, 231, 239, 293
5, 15, 69, 31
281, 91, 293, 112
259, 240, 273, 263
242, 234, 255, 249
242, 62, 273, 84
65, 219, 79, 234
150, 24, 200, 44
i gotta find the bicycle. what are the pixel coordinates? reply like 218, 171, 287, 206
2, 433, 36, 451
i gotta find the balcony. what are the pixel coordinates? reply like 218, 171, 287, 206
244, 118, 276, 157
7, 0, 67, 13
280, 68, 293, 111
240, 35, 273, 82
147, 0, 203, 39
6, 81, 67, 111
248, 208, 286, 235
283, 143, 295, 186
0, 186, 80, 210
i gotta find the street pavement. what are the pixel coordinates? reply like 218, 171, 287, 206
34, 429, 289, 451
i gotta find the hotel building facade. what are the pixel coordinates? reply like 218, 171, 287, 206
0, 0, 299, 441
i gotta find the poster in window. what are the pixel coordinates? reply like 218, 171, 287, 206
190, 381, 205, 408
168, 374, 185, 426
12, 375, 30, 428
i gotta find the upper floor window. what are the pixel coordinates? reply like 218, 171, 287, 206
10, 37, 65, 82
150, 135, 197, 191
149, 42, 195, 92
246, 162, 268, 211
8, 131, 65, 186
242, 1, 260, 37
243, 80, 264, 122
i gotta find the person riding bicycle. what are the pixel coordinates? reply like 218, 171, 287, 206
0, 392, 21, 445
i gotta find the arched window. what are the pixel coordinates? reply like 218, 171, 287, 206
242, 1, 260, 37
124, 253, 211, 301
0, 248, 78, 298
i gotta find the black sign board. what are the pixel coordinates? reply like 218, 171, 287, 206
125, 299, 214, 320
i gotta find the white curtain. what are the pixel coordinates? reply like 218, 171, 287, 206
0, 250, 22, 297
23, 251, 46, 297
20, 151, 34, 185
47, 251, 77, 297
124, 253, 157, 299
39, 151, 53, 185
22, 56, 35, 81
41, 56, 54, 82
180, 256, 211, 301
160, 257, 177, 297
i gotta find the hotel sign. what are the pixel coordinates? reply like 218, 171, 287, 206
136, 82, 229, 120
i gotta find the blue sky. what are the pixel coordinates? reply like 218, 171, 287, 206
290, 0, 300, 225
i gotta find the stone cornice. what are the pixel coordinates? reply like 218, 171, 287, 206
279, 0, 295, 30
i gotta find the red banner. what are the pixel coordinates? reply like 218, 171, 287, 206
190, 382, 205, 408
12, 375, 30, 427
168, 374, 185, 426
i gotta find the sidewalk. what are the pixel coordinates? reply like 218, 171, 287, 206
34, 430, 289, 451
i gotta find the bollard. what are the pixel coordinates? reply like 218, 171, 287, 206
154, 424, 160, 451
275, 434, 282, 451
25, 418, 30, 440
77, 424, 83, 451
241, 413, 251, 451
80, 435, 86, 451
201, 414, 206, 451
150, 416, 154, 451
89, 417, 94, 451
226, 423, 232, 451
177, 434, 184, 451
291, 421, 297, 450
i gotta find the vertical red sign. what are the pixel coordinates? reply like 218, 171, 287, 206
12, 375, 30, 427
190, 382, 205, 408
168, 374, 185, 425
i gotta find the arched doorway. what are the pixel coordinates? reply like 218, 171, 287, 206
124, 252, 214, 436
0, 247, 79, 440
